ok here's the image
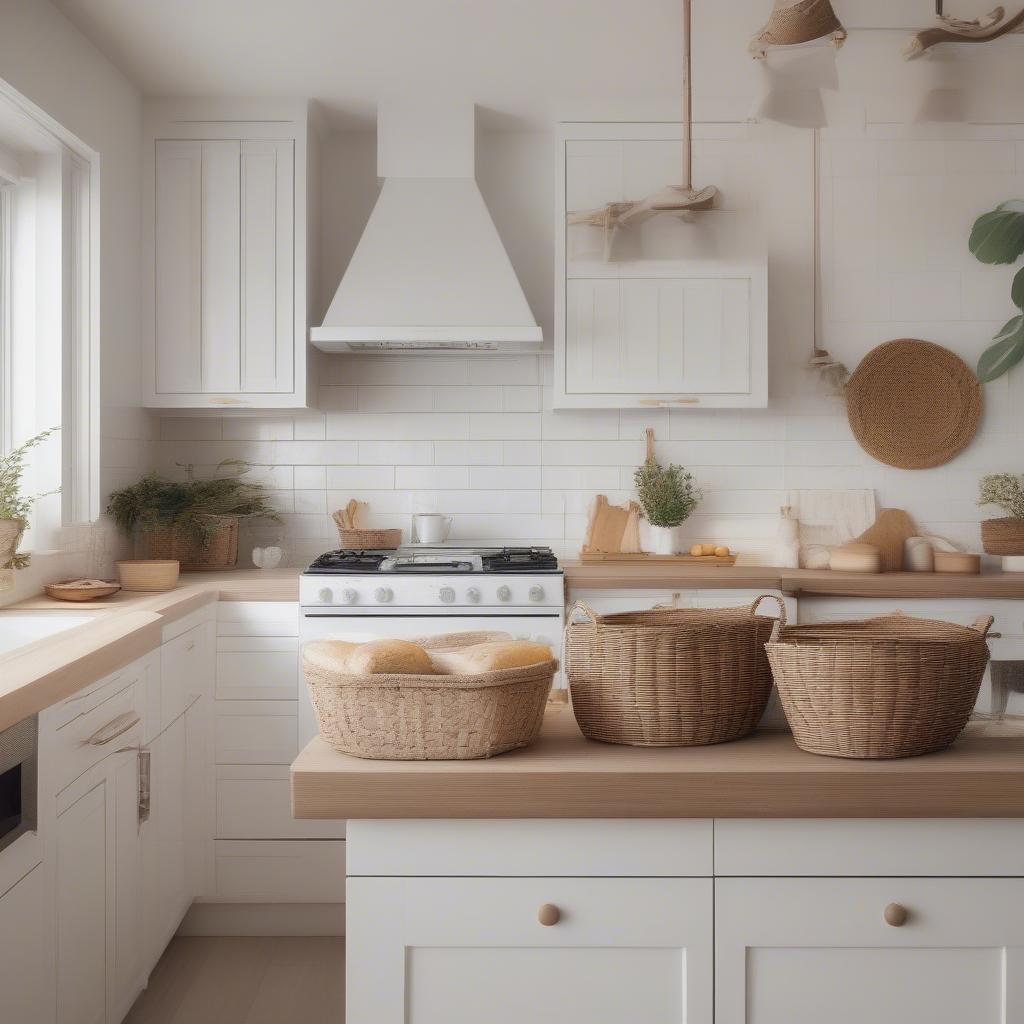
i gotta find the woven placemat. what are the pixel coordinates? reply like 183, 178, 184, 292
845, 339, 981, 470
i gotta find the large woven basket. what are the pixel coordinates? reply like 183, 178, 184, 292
981, 517, 1024, 555
564, 596, 782, 747
302, 631, 557, 760
766, 611, 992, 759
135, 516, 239, 570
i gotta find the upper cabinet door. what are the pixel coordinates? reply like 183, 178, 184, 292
154, 140, 202, 394
240, 140, 294, 394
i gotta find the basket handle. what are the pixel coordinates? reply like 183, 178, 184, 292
750, 593, 787, 643
567, 600, 601, 628
971, 615, 995, 637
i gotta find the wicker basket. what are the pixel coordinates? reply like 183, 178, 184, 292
302, 631, 557, 760
135, 516, 239, 570
564, 595, 782, 747
766, 611, 993, 759
981, 517, 1024, 555
336, 527, 402, 550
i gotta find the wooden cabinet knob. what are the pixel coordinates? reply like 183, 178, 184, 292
884, 903, 909, 927
537, 903, 561, 926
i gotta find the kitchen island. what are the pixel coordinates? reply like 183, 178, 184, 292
291, 708, 1024, 1023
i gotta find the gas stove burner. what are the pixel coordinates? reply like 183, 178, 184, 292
305, 545, 559, 575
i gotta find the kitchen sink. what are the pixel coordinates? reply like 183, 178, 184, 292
0, 613, 98, 657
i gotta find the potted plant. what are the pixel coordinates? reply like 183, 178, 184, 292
107, 462, 280, 571
978, 473, 1024, 555
968, 200, 1024, 381
633, 445, 701, 556
0, 427, 59, 575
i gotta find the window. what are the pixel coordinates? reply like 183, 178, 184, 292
0, 79, 98, 549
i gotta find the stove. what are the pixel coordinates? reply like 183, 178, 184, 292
305, 546, 560, 575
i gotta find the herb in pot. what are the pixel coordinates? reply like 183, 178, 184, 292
0, 427, 59, 570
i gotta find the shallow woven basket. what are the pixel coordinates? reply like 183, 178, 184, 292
766, 611, 992, 760
136, 516, 239, 570
336, 527, 402, 550
564, 596, 782, 747
981, 517, 1024, 556
302, 631, 557, 760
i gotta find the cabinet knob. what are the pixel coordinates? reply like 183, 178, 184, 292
884, 903, 909, 927
537, 903, 561, 927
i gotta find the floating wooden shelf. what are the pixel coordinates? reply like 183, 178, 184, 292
579, 552, 737, 566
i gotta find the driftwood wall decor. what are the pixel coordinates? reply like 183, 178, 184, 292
903, 4, 1024, 60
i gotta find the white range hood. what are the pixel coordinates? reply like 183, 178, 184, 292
311, 101, 542, 354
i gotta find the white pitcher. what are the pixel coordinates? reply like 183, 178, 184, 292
413, 514, 453, 544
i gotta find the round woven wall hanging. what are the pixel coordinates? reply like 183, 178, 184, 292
845, 339, 981, 470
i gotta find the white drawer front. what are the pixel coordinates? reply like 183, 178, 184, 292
212, 840, 345, 902
161, 622, 209, 728
215, 772, 344, 839
715, 819, 1024, 877
53, 680, 144, 793
216, 601, 298, 637
346, 820, 713, 877
216, 638, 298, 700
215, 702, 297, 763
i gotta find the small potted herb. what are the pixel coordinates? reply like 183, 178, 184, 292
0, 427, 59, 577
107, 462, 280, 570
633, 434, 701, 555
978, 473, 1024, 555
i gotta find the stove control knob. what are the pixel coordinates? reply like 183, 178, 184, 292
528, 585, 545, 603
497, 585, 512, 602
317, 587, 333, 604
439, 586, 456, 604
466, 587, 481, 603
342, 588, 358, 605
374, 587, 393, 604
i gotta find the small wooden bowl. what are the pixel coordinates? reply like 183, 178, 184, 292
44, 579, 122, 602
933, 551, 981, 575
829, 543, 882, 574
116, 559, 180, 592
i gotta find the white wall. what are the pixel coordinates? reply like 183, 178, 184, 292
0, 0, 149, 601
151, 15, 1024, 567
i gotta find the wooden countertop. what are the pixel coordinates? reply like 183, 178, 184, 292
563, 561, 1024, 599
0, 569, 301, 731
290, 705, 1024, 819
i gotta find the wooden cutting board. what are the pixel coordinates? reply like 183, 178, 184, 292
581, 495, 643, 554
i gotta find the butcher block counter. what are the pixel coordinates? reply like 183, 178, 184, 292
290, 703, 1024, 819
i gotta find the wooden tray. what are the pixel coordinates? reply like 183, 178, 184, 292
44, 579, 122, 601
579, 552, 737, 566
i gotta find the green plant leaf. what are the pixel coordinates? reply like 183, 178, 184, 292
970, 200, 1024, 265
1012, 266, 1024, 310
977, 314, 1024, 382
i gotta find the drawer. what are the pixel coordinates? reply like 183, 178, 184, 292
50, 655, 155, 733
215, 637, 299, 700
53, 678, 144, 793
162, 622, 210, 728
215, 767, 344, 839
215, 702, 298, 764
216, 602, 298, 637
715, 819, 1024, 877
346, 820, 713, 877
212, 840, 345, 903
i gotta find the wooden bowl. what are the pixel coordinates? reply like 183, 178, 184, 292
933, 551, 981, 575
44, 579, 122, 602
829, 543, 882, 574
116, 559, 180, 592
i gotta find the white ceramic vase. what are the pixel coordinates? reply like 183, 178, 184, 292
649, 525, 678, 555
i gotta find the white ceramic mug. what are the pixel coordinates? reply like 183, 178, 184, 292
413, 514, 452, 544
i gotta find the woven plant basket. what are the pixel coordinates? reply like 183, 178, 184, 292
336, 527, 402, 550
135, 515, 239, 570
981, 517, 1024, 555
564, 596, 782, 747
0, 518, 26, 570
302, 631, 557, 760
766, 611, 993, 760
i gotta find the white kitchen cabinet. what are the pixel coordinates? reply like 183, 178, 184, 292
144, 100, 318, 408
716, 877, 1024, 1024
555, 122, 770, 409
0, 864, 54, 1024
347, 876, 713, 1024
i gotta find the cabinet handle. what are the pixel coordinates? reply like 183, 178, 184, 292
185, 641, 196, 652
138, 749, 151, 823
538, 904, 561, 927
884, 903, 909, 927
84, 711, 141, 746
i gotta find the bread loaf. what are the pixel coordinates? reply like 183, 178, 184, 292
346, 639, 434, 675
429, 640, 553, 675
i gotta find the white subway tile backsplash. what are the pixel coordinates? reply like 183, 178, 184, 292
469, 466, 542, 490
359, 441, 433, 465
293, 490, 328, 514
294, 466, 327, 490
434, 441, 504, 465
272, 441, 359, 464
505, 440, 541, 464
432, 385, 503, 412
395, 466, 470, 490
325, 466, 396, 489
468, 356, 539, 386
358, 386, 434, 413
293, 414, 328, 440
222, 417, 294, 441
317, 386, 359, 411
160, 418, 223, 441
327, 412, 469, 441
469, 413, 542, 440
502, 386, 542, 413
